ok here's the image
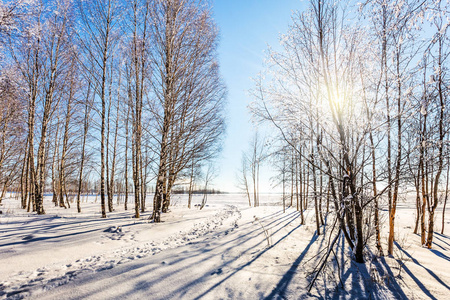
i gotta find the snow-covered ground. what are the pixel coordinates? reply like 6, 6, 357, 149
0, 194, 449, 299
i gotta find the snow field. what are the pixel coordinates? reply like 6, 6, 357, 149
1, 194, 450, 299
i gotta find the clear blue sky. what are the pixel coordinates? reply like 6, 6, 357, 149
211, 0, 305, 192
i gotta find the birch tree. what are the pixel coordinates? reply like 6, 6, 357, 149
77, 0, 122, 218
150, 0, 225, 222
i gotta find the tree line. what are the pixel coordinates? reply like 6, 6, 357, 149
0, 0, 225, 222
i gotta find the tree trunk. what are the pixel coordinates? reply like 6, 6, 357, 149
388, 45, 403, 256
99, 34, 109, 219
426, 37, 445, 249
140, 149, 146, 212
414, 166, 421, 234
370, 131, 383, 255
106, 81, 112, 212
59, 79, 74, 210
163, 171, 176, 213
299, 147, 304, 224
109, 88, 120, 213
354, 200, 365, 263
252, 155, 257, 207
420, 112, 428, 245
20, 138, 28, 209
295, 152, 299, 212
282, 159, 286, 213
132, 125, 140, 218
124, 103, 129, 211
311, 148, 320, 236
319, 159, 324, 226
100, 60, 107, 219
382, 3, 394, 256
35, 115, 50, 215
77, 89, 91, 213
305, 162, 309, 211
290, 149, 294, 207
153, 135, 168, 222
441, 160, 449, 235
52, 116, 61, 207
188, 158, 195, 209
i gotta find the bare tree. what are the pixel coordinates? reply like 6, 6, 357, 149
424, 6, 449, 248
77, 0, 122, 218
150, 0, 225, 222
0, 67, 26, 205
199, 162, 217, 210
248, 132, 265, 207
58, 56, 78, 210
237, 152, 252, 207
442, 157, 449, 235
76, 76, 94, 213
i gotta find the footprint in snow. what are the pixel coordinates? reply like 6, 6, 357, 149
22, 235, 34, 241
211, 268, 223, 275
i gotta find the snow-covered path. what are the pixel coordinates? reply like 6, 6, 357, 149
0, 203, 240, 298
0, 204, 235, 278
1, 203, 308, 299
38, 208, 310, 300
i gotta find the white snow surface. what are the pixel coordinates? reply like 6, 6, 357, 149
0, 194, 449, 299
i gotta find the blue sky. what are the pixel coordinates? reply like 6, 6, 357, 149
211, 0, 305, 192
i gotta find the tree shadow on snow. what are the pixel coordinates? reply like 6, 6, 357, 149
320, 235, 372, 300
46, 209, 300, 300
433, 232, 450, 248
312, 237, 410, 300
264, 233, 318, 300
429, 248, 450, 262
394, 241, 450, 295
0, 212, 138, 246
191, 211, 303, 299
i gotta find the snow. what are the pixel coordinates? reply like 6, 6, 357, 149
0, 194, 449, 299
